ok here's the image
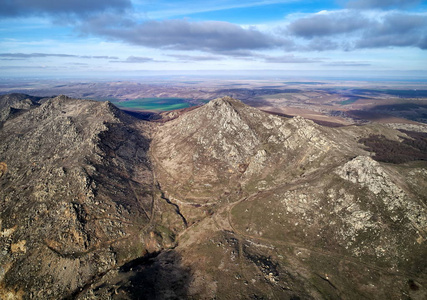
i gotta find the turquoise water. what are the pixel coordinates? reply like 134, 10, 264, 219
113, 98, 193, 111
339, 98, 359, 105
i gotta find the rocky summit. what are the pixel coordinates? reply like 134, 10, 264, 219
0, 94, 426, 299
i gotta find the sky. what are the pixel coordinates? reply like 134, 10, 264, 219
0, 0, 426, 79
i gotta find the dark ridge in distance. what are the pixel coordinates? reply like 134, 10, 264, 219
122, 109, 161, 121
261, 109, 346, 127
351, 89, 427, 98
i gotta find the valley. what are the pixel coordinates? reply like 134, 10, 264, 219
1, 93, 426, 299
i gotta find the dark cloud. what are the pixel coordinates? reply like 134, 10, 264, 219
79, 10, 426, 54
370, 13, 427, 35
356, 34, 424, 49
0, 53, 75, 58
0, 0, 131, 17
303, 38, 341, 51
111, 56, 161, 63
286, 11, 427, 51
168, 54, 224, 61
213, 50, 264, 58
0, 66, 53, 69
346, 0, 421, 9
288, 11, 369, 38
79, 18, 286, 54
323, 61, 371, 66
67, 63, 89, 66
0, 58, 26, 61
419, 36, 427, 49
0, 53, 118, 59
263, 55, 321, 63
356, 13, 427, 49
123, 56, 154, 63
81, 55, 119, 59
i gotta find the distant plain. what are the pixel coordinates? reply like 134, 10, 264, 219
1, 77, 426, 126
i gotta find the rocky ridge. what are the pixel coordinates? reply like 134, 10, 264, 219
0, 94, 44, 123
0, 95, 163, 299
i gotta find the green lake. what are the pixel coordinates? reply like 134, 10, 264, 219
113, 98, 193, 111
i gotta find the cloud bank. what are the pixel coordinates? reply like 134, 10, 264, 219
78, 10, 426, 53
346, 0, 421, 9
0, 0, 131, 17
79, 18, 288, 54
0, 0, 425, 72
286, 10, 427, 50
0, 53, 118, 59
3, 0, 425, 57
288, 11, 369, 38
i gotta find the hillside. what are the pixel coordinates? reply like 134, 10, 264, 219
0, 94, 426, 299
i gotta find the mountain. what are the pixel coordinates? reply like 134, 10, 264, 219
0, 94, 426, 299
0, 93, 45, 124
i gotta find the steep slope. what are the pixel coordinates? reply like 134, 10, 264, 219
0, 96, 185, 299
152, 97, 355, 199
0, 93, 42, 110
152, 97, 427, 299
0, 93, 44, 123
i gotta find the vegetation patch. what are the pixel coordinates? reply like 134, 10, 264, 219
0, 162, 7, 178
359, 131, 427, 163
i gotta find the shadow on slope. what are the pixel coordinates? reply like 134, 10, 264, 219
90, 250, 192, 300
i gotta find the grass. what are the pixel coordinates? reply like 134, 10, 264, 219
113, 98, 193, 111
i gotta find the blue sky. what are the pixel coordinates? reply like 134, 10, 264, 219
0, 0, 426, 78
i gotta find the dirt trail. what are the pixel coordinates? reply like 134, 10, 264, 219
226, 200, 426, 280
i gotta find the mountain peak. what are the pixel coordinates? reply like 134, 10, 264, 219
54, 94, 71, 101
203, 96, 248, 116
207, 96, 243, 107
